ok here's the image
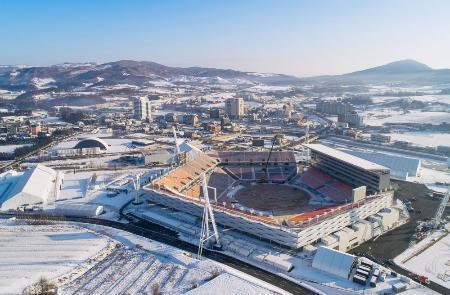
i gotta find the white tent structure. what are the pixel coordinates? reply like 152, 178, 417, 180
0, 164, 58, 210
312, 246, 356, 279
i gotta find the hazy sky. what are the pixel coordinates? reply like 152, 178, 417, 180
1, 0, 449, 76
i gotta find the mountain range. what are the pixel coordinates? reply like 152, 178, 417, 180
0, 59, 449, 94
0, 60, 297, 92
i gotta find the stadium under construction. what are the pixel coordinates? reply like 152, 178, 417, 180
143, 143, 403, 250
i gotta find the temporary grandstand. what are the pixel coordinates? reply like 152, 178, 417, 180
213, 150, 298, 183
153, 153, 219, 198
144, 149, 399, 249
305, 144, 391, 193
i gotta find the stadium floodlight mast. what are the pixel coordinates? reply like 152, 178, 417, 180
132, 174, 143, 205
172, 126, 181, 164
197, 173, 221, 259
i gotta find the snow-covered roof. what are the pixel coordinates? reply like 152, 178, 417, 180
312, 246, 356, 279
179, 141, 202, 155
305, 144, 389, 171
0, 164, 57, 210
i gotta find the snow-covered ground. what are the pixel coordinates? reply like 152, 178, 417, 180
247, 85, 292, 92
0, 219, 110, 294
31, 77, 56, 89
53, 169, 159, 216
408, 167, 450, 193
394, 226, 450, 290
0, 143, 32, 154
186, 273, 278, 295
386, 132, 450, 148
0, 218, 286, 295
364, 110, 450, 126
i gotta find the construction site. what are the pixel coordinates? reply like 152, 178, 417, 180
143, 137, 405, 251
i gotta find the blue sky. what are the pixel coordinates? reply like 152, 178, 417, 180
1, 0, 449, 76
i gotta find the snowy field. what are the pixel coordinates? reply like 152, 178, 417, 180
186, 273, 278, 295
408, 167, 450, 193
0, 220, 110, 294
387, 132, 450, 147
364, 110, 450, 126
0, 219, 284, 295
394, 227, 450, 290
0, 144, 32, 154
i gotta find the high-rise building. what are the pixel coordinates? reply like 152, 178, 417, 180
338, 111, 364, 127
133, 97, 152, 121
225, 97, 245, 119
316, 100, 354, 115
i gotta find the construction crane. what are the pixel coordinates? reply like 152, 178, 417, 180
197, 173, 221, 259
433, 189, 449, 229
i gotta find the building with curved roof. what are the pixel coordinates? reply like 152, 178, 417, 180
74, 137, 109, 150
0, 164, 59, 210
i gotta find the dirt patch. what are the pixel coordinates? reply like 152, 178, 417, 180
234, 184, 316, 216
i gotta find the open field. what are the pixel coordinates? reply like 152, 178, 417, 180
0, 218, 285, 295
0, 220, 110, 294
394, 229, 450, 290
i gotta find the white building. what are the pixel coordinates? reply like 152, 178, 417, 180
344, 149, 421, 179
225, 97, 245, 119
0, 164, 60, 211
133, 96, 152, 121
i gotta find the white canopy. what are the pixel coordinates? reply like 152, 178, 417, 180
312, 246, 355, 279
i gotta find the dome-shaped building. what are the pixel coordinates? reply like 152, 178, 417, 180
74, 137, 109, 150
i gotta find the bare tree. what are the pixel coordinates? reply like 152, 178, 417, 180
150, 283, 161, 295
23, 277, 55, 295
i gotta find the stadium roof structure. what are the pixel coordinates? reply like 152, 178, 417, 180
312, 246, 356, 279
0, 164, 57, 210
305, 144, 389, 171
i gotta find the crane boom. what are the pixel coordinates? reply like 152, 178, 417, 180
434, 189, 449, 228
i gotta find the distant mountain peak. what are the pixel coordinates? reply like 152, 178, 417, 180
348, 59, 432, 76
